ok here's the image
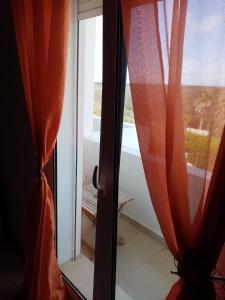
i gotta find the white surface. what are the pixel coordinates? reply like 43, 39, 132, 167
83, 125, 209, 239
76, 16, 98, 260
122, 127, 139, 150
61, 255, 94, 300
61, 255, 133, 300
79, 18, 96, 137
57, 1, 78, 265
85, 125, 140, 156
116, 219, 175, 300
83, 134, 163, 237
62, 219, 176, 300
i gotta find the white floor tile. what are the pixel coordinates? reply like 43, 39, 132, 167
118, 218, 140, 242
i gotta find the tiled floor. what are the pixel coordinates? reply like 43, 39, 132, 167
61, 218, 177, 300
116, 219, 177, 300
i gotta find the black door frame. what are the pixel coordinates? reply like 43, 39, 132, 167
93, 1, 127, 299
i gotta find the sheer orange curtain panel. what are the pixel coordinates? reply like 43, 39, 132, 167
11, 1, 71, 299
121, 0, 225, 299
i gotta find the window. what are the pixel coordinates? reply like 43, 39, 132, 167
57, 3, 123, 298
56, 1, 181, 300
57, 4, 103, 298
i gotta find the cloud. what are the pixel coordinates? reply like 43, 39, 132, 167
182, 57, 225, 87
182, 58, 201, 85
200, 15, 223, 32
183, 58, 200, 73
189, 15, 223, 33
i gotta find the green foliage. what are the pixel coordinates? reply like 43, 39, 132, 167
93, 83, 222, 171
185, 131, 220, 171
123, 85, 135, 123
93, 83, 135, 123
93, 100, 101, 117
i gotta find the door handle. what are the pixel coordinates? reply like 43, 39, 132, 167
92, 165, 102, 192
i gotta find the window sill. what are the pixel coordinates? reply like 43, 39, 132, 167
62, 255, 133, 300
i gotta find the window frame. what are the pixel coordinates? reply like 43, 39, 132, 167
55, 1, 126, 299
93, 2, 126, 299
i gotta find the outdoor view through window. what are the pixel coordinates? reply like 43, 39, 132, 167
94, 4, 225, 299
60, 1, 225, 299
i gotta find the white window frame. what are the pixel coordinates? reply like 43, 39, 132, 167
57, 0, 103, 265
57, 0, 78, 265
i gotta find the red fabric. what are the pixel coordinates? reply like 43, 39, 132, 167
11, 1, 71, 299
121, 0, 225, 299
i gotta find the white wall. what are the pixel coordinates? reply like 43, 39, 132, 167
79, 18, 96, 137
57, 1, 104, 264
119, 151, 162, 236
83, 133, 208, 240
83, 136, 163, 237
57, 0, 78, 265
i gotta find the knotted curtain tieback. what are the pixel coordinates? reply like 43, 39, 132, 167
36, 158, 44, 179
177, 250, 211, 289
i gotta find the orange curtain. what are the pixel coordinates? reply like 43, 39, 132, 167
121, 0, 225, 299
11, 1, 71, 299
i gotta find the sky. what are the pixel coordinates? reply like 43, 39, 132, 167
182, 0, 225, 86
94, 0, 225, 87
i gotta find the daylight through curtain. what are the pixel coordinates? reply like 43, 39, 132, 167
11, 1, 71, 299
121, 0, 225, 299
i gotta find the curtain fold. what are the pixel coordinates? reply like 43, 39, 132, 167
121, 0, 225, 299
11, 1, 71, 299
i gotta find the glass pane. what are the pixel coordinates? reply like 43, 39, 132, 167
60, 15, 103, 300
115, 77, 176, 300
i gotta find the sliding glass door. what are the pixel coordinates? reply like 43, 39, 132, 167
93, 1, 126, 299
60, 14, 103, 299
56, 1, 126, 299
56, 1, 225, 300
